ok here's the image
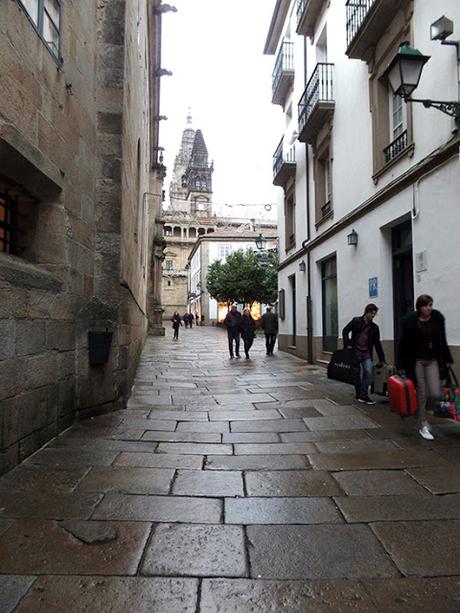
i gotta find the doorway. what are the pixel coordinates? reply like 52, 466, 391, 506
289, 274, 296, 346
321, 255, 338, 352
392, 220, 414, 345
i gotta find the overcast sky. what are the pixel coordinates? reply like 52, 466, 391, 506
159, 0, 283, 220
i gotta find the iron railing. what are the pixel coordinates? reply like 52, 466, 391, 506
272, 41, 294, 93
273, 138, 296, 177
298, 63, 334, 133
296, 0, 308, 25
0, 189, 22, 255
384, 130, 408, 163
345, 0, 375, 48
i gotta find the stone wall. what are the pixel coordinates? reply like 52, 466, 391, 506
0, 0, 161, 474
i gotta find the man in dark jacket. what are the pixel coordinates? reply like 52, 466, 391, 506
342, 303, 386, 404
261, 306, 278, 355
223, 304, 242, 358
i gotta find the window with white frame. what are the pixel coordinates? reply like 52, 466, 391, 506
217, 244, 232, 260
391, 92, 405, 140
18, 0, 61, 60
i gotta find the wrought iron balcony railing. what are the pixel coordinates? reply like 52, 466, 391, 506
296, 0, 325, 38
298, 63, 334, 141
384, 130, 408, 164
346, 0, 374, 48
273, 138, 296, 186
272, 41, 294, 105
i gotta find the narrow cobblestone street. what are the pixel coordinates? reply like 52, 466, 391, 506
1, 327, 460, 611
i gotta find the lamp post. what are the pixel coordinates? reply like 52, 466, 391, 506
385, 40, 460, 122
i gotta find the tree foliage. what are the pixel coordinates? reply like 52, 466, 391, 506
206, 248, 278, 306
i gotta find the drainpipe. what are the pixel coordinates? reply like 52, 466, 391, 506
301, 35, 314, 364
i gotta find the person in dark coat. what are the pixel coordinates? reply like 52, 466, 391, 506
183, 313, 189, 328
396, 294, 453, 440
261, 306, 278, 355
223, 304, 242, 358
240, 308, 256, 359
171, 311, 182, 340
342, 303, 386, 405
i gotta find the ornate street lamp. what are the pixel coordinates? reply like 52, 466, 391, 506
385, 39, 460, 121
255, 233, 267, 251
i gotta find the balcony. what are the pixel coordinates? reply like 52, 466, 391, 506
384, 129, 408, 164
296, 0, 325, 39
346, 0, 407, 61
273, 138, 296, 187
272, 41, 294, 106
298, 63, 334, 144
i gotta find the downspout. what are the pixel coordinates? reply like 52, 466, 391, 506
302, 35, 314, 364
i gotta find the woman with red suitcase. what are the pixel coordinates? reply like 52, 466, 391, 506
396, 295, 453, 440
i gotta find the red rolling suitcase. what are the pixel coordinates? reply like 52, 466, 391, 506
388, 375, 417, 417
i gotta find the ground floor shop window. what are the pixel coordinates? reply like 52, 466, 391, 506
321, 256, 338, 352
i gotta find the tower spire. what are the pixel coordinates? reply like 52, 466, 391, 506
186, 107, 192, 125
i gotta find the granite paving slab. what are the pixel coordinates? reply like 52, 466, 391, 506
310, 404, 365, 417
0, 491, 102, 520
141, 411, 208, 421
200, 578, 376, 613
0, 575, 36, 613
245, 470, 344, 497
222, 433, 280, 443
115, 452, 203, 469
406, 466, 460, 494
278, 407, 324, 418
141, 524, 246, 577
280, 430, 372, 442
209, 410, 282, 421
0, 465, 89, 492
0, 520, 151, 575
24, 448, 119, 467
231, 419, 307, 432
314, 440, 398, 454
234, 442, 317, 455
48, 437, 159, 453
142, 431, 221, 443
92, 494, 222, 523
304, 415, 380, 431
371, 520, 460, 576
332, 470, 428, 496
176, 421, 229, 433
75, 467, 174, 495
156, 442, 233, 455
253, 387, 327, 401
309, 450, 447, 471
205, 455, 309, 471
335, 493, 460, 522
15, 576, 199, 613
247, 525, 398, 579
213, 393, 275, 404
361, 576, 460, 612
172, 470, 243, 497
225, 497, 342, 525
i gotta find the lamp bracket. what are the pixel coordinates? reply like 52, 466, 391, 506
441, 40, 460, 63
407, 97, 460, 120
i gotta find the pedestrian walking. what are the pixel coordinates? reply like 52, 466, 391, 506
171, 311, 182, 340
240, 307, 256, 359
223, 304, 242, 358
183, 313, 189, 328
261, 305, 278, 355
189, 312, 193, 328
342, 303, 386, 405
396, 294, 453, 440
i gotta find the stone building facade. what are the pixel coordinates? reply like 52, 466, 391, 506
0, 0, 165, 473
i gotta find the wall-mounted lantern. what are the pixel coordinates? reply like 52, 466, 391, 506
347, 229, 358, 247
299, 260, 306, 272
255, 233, 267, 251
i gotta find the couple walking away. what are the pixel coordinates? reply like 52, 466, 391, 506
224, 305, 278, 359
344, 295, 453, 441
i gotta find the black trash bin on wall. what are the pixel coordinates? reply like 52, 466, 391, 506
88, 330, 113, 366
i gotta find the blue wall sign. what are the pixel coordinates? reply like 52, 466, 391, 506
369, 277, 378, 298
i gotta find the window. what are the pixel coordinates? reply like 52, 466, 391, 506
0, 178, 37, 258
165, 259, 173, 270
284, 184, 295, 251
164, 226, 172, 236
314, 136, 333, 223
384, 91, 408, 164
218, 244, 232, 260
321, 256, 338, 352
18, 0, 62, 61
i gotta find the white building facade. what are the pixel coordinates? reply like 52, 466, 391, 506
266, 0, 460, 365
188, 229, 278, 324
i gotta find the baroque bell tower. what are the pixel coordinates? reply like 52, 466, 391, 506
182, 129, 214, 216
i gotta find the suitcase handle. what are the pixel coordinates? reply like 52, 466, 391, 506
447, 366, 459, 387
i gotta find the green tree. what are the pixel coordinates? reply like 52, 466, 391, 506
206, 248, 278, 306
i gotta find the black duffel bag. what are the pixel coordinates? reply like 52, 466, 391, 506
327, 348, 357, 385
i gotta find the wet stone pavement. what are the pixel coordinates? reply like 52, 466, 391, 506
1, 327, 460, 612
